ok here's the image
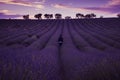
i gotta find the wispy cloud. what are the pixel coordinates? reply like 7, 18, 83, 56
107, 0, 120, 7
34, 0, 46, 4
0, 12, 22, 19
52, 4, 109, 14
0, 0, 44, 9
52, 0, 120, 14
89, 0, 120, 13
100, 0, 120, 13
0, 9, 9, 13
0, 9, 22, 19
52, 4, 69, 9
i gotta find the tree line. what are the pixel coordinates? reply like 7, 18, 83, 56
23, 13, 120, 20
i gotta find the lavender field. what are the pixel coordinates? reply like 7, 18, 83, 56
0, 18, 120, 80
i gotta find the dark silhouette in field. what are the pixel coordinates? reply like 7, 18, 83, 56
117, 14, 120, 18
28, 34, 39, 39
55, 13, 62, 19
23, 15, 29, 19
76, 13, 84, 19
34, 13, 42, 20
58, 34, 63, 46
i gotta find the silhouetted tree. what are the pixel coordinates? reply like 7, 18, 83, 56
44, 14, 49, 19
34, 13, 42, 20
65, 16, 71, 19
76, 13, 84, 19
49, 14, 53, 19
117, 14, 120, 18
23, 15, 29, 20
85, 14, 92, 18
34, 14, 39, 19
76, 13, 79, 18
90, 13, 96, 18
44, 14, 53, 19
81, 14, 84, 18
55, 14, 62, 19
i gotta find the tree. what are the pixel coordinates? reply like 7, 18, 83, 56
90, 13, 96, 18
44, 14, 53, 19
81, 14, 84, 18
49, 14, 53, 19
76, 13, 84, 19
55, 13, 62, 19
85, 14, 96, 19
23, 15, 29, 20
85, 14, 90, 18
34, 13, 42, 20
117, 14, 120, 18
44, 14, 49, 19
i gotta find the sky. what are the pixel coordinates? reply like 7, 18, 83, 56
0, 0, 120, 19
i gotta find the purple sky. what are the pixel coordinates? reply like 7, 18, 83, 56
0, 0, 120, 19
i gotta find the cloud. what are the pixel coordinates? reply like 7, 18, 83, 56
84, 6, 120, 13
0, 9, 22, 19
52, 0, 120, 14
85, 0, 120, 13
52, 4, 109, 14
52, 4, 69, 9
34, 0, 46, 4
100, 0, 120, 13
0, 0, 44, 9
0, 12, 22, 19
107, 0, 120, 6
0, 10, 9, 13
